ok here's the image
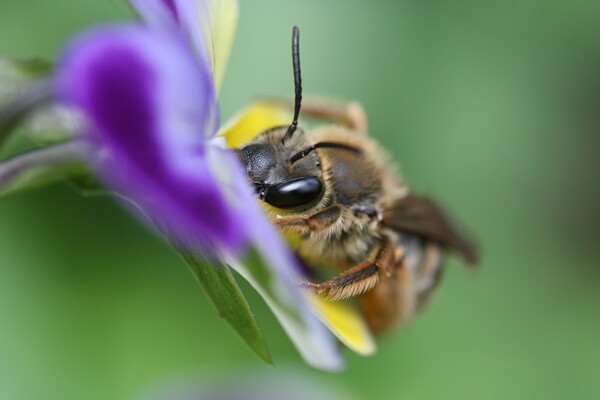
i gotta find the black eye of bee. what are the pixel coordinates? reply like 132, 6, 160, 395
264, 176, 323, 208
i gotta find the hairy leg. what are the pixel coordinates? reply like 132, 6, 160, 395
274, 204, 343, 234
303, 236, 403, 301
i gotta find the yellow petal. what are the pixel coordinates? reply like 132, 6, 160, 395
218, 101, 291, 147
307, 293, 376, 356
202, 0, 239, 92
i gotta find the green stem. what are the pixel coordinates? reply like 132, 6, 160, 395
0, 139, 89, 197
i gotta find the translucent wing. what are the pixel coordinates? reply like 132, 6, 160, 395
382, 194, 479, 265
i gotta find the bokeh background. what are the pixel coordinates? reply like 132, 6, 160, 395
1, 0, 598, 399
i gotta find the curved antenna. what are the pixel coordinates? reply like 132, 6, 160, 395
283, 26, 302, 141
290, 142, 362, 164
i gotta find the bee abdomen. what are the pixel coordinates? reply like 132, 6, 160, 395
360, 234, 444, 334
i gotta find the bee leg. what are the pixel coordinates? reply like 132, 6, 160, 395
298, 99, 368, 133
303, 237, 402, 301
263, 97, 368, 133
275, 204, 343, 234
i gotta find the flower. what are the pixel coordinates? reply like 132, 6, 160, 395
52, 0, 345, 370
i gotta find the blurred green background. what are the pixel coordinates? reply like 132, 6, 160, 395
1, 0, 599, 399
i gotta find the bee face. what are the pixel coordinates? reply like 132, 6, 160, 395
237, 126, 325, 210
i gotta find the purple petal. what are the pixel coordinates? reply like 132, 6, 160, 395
129, 0, 181, 32
55, 25, 243, 252
130, 0, 213, 86
130, 0, 237, 111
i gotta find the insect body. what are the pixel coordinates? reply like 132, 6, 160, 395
236, 27, 478, 334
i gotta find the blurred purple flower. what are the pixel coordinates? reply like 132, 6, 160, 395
52, 0, 343, 370
56, 24, 240, 253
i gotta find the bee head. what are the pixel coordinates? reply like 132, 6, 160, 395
236, 26, 362, 210
235, 26, 325, 210
237, 125, 325, 210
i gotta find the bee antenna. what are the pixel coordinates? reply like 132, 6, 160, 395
290, 142, 362, 164
283, 26, 302, 142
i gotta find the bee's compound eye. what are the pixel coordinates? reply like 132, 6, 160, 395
264, 177, 323, 209
239, 144, 276, 178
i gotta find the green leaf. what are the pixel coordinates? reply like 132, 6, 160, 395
176, 247, 272, 364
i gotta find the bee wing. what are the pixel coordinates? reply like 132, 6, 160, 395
382, 194, 479, 265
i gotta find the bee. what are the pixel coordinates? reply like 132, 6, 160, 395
236, 27, 478, 334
